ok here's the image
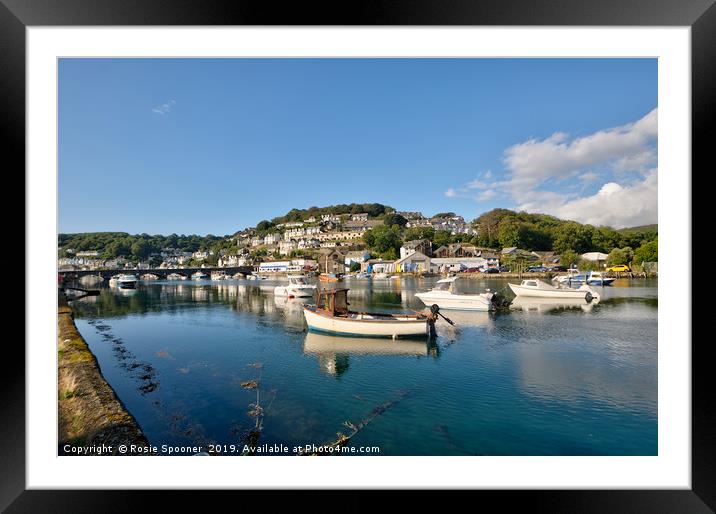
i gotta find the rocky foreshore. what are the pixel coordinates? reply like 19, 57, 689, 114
58, 291, 149, 455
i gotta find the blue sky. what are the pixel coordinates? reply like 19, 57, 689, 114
59, 58, 657, 235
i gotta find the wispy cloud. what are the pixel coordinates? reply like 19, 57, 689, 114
152, 99, 176, 115
443, 109, 658, 228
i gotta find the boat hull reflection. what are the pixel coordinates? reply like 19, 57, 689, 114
510, 296, 599, 313
303, 331, 429, 356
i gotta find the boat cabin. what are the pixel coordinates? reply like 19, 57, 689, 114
316, 288, 351, 316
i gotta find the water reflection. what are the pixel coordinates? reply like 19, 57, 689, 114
303, 331, 435, 377
510, 297, 598, 314
68, 277, 658, 455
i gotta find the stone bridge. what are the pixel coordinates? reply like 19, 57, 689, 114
58, 266, 255, 281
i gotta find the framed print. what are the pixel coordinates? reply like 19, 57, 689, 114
4, 0, 712, 510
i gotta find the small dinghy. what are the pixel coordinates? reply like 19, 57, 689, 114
303, 288, 430, 339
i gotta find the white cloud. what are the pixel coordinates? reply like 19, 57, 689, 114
579, 171, 599, 184
503, 108, 657, 193
517, 169, 658, 228
443, 109, 658, 228
467, 179, 489, 189
475, 189, 498, 201
152, 99, 176, 115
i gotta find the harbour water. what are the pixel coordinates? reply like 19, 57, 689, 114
70, 276, 658, 456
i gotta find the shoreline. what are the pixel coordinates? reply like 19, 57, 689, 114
58, 290, 149, 455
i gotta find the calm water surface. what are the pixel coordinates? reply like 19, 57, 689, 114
71, 276, 657, 455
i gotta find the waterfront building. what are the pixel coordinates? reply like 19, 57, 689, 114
394, 251, 431, 273
344, 250, 372, 269
258, 261, 291, 273
318, 247, 346, 274
581, 252, 609, 267
400, 239, 432, 259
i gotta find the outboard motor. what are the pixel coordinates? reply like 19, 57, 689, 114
490, 291, 511, 310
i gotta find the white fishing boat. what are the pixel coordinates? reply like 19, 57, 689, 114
274, 275, 317, 298
247, 272, 266, 281
109, 274, 138, 289
552, 268, 586, 284
509, 279, 599, 301
303, 288, 429, 339
414, 276, 497, 311
210, 271, 228, 281
373, 272, 389, 279
167, 273, 187, 280
191, 271, 208, 280
585, 271, 615, 286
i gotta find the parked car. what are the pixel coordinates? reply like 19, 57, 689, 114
498, 265, 511, 272
483, 267, 499, 274
606, 264, 632, 272
526, 266, 549, 272
463, 267, 481, 273
548, 266, 567, 272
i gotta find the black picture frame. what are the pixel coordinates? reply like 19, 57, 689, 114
4, 0, 711, 511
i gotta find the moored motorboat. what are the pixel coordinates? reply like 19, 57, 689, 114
109, 273, 138, 289
509, 279, 599, 301
585, 271, 615, 286
274, 275, 317, 298
167, 273, 187, 280
414, 276, 499, 311
552, 268, 586, 285
303, 288, 429, 339
211, 271, 228, 281
191, 271, 208, 280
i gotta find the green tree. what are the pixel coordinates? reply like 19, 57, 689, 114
383, 213, 408, 228
349, 262, 361, 272
559, 250, 580, 268
606, 247, 634, 266
363, 225, 401, 259
633, 239, 658, 265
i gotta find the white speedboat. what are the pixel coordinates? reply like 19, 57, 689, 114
247, 273, 266, 281
552, 268, 587, 284
303, 288, 429, 339
373, 272, 389, 279
191, 271, 208, 280
211, 271, 228, 281
414, 276, 496, 311
167, 273, 187, 280
109, 274, 138, 289
509, 279, 599, 301
585, 271, 615, 286
274, 275, 317, 298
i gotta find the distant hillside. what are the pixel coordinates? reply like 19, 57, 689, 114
268, 203, 396, 225
618, 224, 658, 234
